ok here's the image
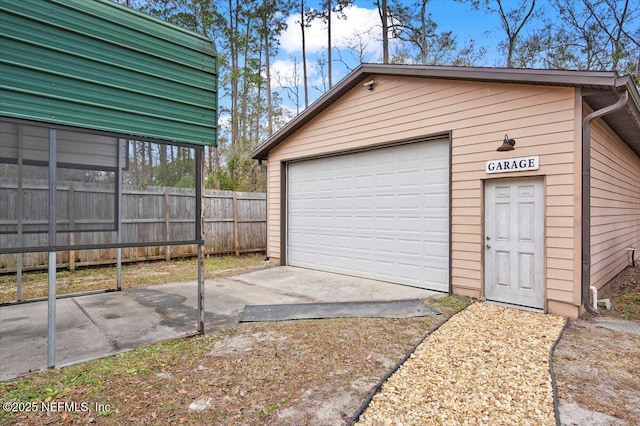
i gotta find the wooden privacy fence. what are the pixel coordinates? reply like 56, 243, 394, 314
0, 182, 266, 272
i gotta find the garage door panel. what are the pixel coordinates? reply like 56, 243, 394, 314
353, 196, 372, 208
314, 234, 331, 246
398, 239, 421, 254
423, 193, 449, 208
397, 263, 421, 278
353, 236, 374, 250
374, 196, 396, 210
374, 217, 396, 232
317, 215, 334, 228
287, 139, 450, 292
425, 238, 449, 250
424, 269, 448, 284
354, 217, 375, 229
398, 193, 422, 208
398, 217, 422, 231
335, 235, 354, 248
334, 255, 353, 269
375, 174, 396, 187
424, 217, 448, 228
398, 168, 421, 180
355, 177, 373, 189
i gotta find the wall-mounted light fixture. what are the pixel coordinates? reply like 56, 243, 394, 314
497, 134, 516, 151
363, 80, 375, 91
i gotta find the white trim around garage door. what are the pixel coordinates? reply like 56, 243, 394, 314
285, 136, 451, 292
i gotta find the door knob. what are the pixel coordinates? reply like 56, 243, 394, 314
486, 244, 491, 249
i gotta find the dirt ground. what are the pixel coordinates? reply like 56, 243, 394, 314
1, 259, 639, 425
0, 254, 268, 304
0, 296, 467, 425
553, 264, 640, 426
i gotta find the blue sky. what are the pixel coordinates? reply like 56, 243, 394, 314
271, 0, 551, 108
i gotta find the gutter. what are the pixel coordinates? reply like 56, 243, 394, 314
581, 86, 629, 315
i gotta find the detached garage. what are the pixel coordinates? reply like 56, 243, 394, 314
251, 64, 640, 318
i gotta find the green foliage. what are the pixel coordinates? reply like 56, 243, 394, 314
265, 402, 279, 416
0, 380, 43, 403
431, 295, 470, 310
257, 402, 279, 419
206, 168, 232, 190
609, 266, 640, 321
119, 0, 638, 194
203, 138, 266, 191
175, 174, 195, 189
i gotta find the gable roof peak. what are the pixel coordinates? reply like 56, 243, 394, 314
252, 64, 639, 160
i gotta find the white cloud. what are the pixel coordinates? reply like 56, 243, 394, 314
217, 113, 231, 133
271, 58, 318, 87
271, 59, 300, 85
280, 5, 381, 55
272, 6, 383, 111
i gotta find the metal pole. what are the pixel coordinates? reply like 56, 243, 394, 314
68, 182, 75, 271
16, 125, 24, 301
47, 128, 57, 368
196, 147, 204, 334
116, 139, 123, 290
116, 248, 122, 290
165, 188, 171, 261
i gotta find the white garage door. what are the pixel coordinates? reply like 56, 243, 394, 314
287, 139, 450, 292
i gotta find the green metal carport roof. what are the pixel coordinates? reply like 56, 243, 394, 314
0, 0, 217, 146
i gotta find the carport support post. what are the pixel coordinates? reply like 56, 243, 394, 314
47, 128, 57, 369
116, 139, 124, 291
16, 124, 24, 301
196, 147, 205, 334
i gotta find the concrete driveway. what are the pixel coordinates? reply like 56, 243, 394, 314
0, 266, 440, 380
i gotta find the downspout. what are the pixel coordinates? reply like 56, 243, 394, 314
581, 89, 629, 315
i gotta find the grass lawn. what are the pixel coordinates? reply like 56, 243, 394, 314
0, 254, 266, 304
0, 296, 468, 425
3, 260, 638, 425
553, 264, 640, 425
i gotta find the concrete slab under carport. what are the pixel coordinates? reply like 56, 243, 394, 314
0, 266, 441, 381
234, 266, 443, 302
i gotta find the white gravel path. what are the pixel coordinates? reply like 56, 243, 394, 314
355, 302, 567, 425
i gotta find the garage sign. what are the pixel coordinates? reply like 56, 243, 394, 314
486, 156, 539, 174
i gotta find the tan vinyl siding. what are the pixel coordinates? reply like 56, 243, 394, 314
590, 118, 640, 290
267, 75, 578, 311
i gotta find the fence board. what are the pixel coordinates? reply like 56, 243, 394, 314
0, 182, 266, 271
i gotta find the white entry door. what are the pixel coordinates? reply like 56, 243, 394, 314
484, 178, 544, 309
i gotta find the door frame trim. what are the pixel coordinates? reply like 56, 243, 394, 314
282, 131, 453, 293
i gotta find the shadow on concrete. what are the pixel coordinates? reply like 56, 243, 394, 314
0, 266, 442, 380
